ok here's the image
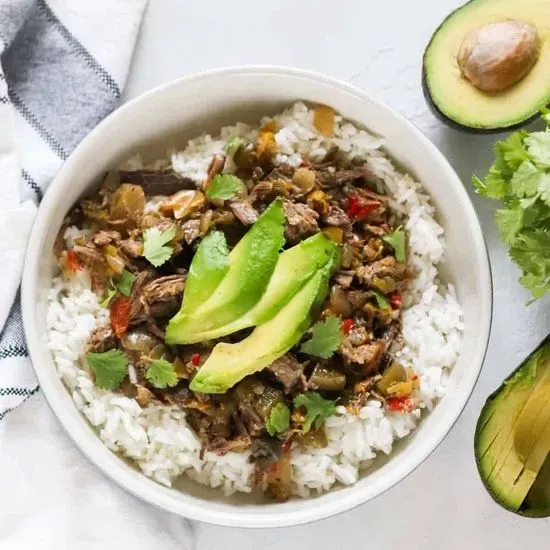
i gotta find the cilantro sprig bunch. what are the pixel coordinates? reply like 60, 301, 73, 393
473, 111, 550, 299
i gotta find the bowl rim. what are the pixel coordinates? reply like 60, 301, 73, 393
21, 65, 493, 528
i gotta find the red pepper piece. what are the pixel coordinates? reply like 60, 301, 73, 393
66, 250, 81, 272
356, 203, 379, 218
191, 353, 201, 367
346, 195, 362, 218
342, 318, 354, 335
110, 296, 132, 339
389, 292, 403, 309
347, 195, 379, 220
386, 396, 414, 413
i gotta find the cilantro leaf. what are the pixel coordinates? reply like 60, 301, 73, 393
266, 403, 290, 436
372, 289, 390, 309
472, 165, 508, 199
510, 161, 544, 198
293, 392, 337, 433
382, 227, 406, 262
525, 131, 550, 168
495, 206, 523, 245
499, 131, 529, 171
537, 173, 550, 206
510, 229, 550, 281
116, 269, 136, 297
142, 225, 176, 267
145, 359, 179, 389
86, 349, 128, 390
300, 316, 343, 359
100, 286, 117, 308
225, 136, 242, 157
472, 114, 550, 301
205, 174, 244, 201
520, 273, 550, 301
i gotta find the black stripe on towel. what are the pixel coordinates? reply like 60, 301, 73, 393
0, 385, 40, 420
0, 387, 38, 397
21, 169, 43, 202
0, 345, 28, 360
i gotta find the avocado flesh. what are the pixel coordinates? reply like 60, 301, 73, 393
190, 266, 330, 394
176, 230, 229, 316
165, 199, 285, 345
179, 233, 338, 343
424, 0, 550, 131
522, 455, 550, 517
475, 339, 550, 515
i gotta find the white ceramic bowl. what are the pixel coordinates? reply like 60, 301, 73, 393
22, 66, 492, 528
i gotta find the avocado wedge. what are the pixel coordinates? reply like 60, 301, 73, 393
173, 233, 339, 344
165, 199, 285, 345
475, 337, 550, 516
176, 230, 229, 316
423, 0, 550, 132
190, 262, 334, 394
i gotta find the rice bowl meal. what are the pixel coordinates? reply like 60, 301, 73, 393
47, 101, 463, 500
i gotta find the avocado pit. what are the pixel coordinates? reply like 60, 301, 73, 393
458, 20, 541, 93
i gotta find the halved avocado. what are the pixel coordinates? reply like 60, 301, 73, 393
423, 0, 550, 132
475, 337, 550, 516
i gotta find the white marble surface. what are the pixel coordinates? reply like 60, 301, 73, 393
123, 0, 550, 546
4, 0, 550, 548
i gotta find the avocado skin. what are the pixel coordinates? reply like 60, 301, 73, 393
421, 0, 544, 134
474, 335, 550, 517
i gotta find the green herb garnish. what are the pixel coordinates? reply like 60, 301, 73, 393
372, 289, 390, 309
142, 225, 177, 267
225, 136, 242, 157
473, 114, 550, 299
205, 174, 244, 201
145, 359, 179, 389
86, 349, 128, 390
116, 269, 136, 296
266, 403, 290, 436
100, 286, 117, 308
293, 392, 337, 433
300, 316, 343, 359
382, 227, 406, 262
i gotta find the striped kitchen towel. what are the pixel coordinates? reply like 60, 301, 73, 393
0, 0, 147, 419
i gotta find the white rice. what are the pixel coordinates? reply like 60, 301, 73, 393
47, 102, 463, 497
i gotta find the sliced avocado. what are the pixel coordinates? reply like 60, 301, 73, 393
179, 233, 339, 343
190, 264, 332, 394
423, 0, 550, 132
165, 199, 285, 345
177, 230, 229, 315
475, 338, 550, 516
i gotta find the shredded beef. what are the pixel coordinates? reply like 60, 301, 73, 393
119, 169, 196, 195
282, 199, 319, 243
267, 354, 305, 394
229, 200, 259, 225
86, 325, 117, 353
322, 205, 352, 232
140, 274, 186, 318
181, 219, 201, 245
92, 230, 120, 247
